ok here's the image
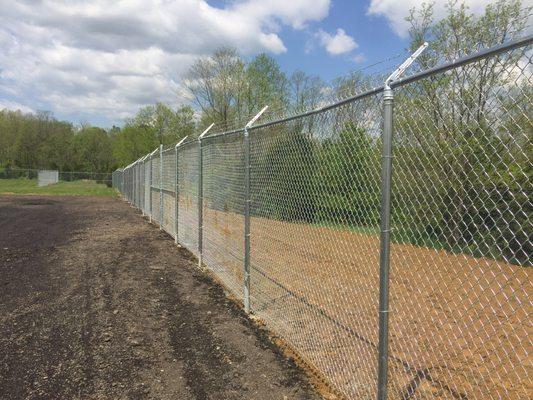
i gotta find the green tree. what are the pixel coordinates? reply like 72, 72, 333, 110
290, 70, 324, 113
75, 126, 114, 172
132, 102, 195, 145
315, 122, 380, 226
244, 53, 289, 117
185, 47, 246, 130
252, 123, 317, 222
392, 0, 532, 264
112, 124, 156, 167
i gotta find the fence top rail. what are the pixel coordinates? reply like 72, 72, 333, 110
176, 137, 201, 148
203, 127, 245, 141
198, 106, 268, 141
390, 33, 532, 89
222, 34, 533, 136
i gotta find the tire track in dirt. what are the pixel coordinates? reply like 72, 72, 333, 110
0, 195, 321, 400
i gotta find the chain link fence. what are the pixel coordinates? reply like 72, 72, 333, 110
114, 36, 532, 400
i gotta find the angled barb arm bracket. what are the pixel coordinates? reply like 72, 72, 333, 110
199, 123, 215, 140
246, 106, 268, 129
175, 135, 188, 148
385, 42, 428, 90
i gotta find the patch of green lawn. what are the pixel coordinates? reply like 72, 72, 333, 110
0, 178, 118, 197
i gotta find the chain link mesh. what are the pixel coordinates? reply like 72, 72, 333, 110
114, 39, 532, 400
151, 152, 161, 225
202, 132, 246, 297
386, 44, 532, 400
145, 157, 151, 216
141, 158, 149, 215
177, 140, 199, 255
249, 93, 384, 399
161, 148, 176, 235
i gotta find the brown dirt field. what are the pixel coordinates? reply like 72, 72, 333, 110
195, 207, 531, 400
0, 195, 322, 400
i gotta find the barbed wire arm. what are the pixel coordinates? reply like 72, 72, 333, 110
385, 42, 428, 90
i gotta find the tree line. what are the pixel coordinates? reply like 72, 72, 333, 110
0, 103, 196, 172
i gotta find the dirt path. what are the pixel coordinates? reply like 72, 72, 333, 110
0, 195, 321, 400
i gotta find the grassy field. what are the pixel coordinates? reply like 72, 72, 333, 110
0, 178, 117, 197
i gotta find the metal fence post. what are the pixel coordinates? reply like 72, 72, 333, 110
133, 160, 139, 208
129, 166, 132, 203
129, 168, 131, 201
175, 143, 179, 244
197, 124, 214, 268
377, 86, 393, 400
159, 144, 163, 230
149, 151, 153, 223
143, 159, 147, 214
133, 166, 135, 204
132, 163, 136, 206
141, 157, 145, 216
243, 127, 251, 313
243, 106, 268, 314
376, 42, 427, 400
198, 137, 203, 266
175, 136, 188, 244
131, 165, 134, 205
138, 161, 141, 208
125, 168, 128, 201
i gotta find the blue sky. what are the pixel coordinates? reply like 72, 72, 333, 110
0, 0, 504, 127
270, 1, 409, 82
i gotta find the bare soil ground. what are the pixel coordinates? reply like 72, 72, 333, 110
0, 195, 322, 400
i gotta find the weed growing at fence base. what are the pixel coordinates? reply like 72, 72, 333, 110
0, 178, 117, 197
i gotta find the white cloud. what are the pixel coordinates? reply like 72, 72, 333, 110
367, 0, 533, 37
351, 53, 367, 63
317, 28, 358, 55
0, 99, 33, 114
0, 0, 331, 125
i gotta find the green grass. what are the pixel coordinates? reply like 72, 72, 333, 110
0, 178, 117, 197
